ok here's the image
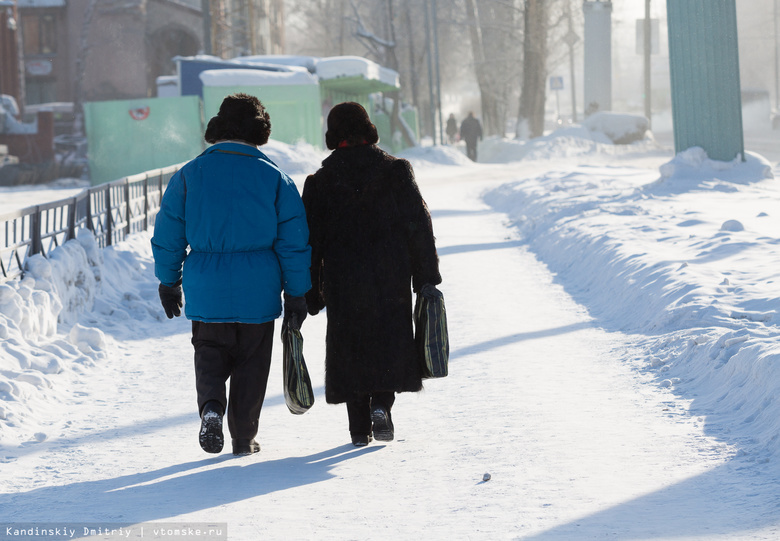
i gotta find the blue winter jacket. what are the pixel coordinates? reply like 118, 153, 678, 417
151, 142, 311, 323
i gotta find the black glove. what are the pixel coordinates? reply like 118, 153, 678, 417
158, 281, 183, 319
419, 283, 442, 300
305, 288, 325, 316
283, 294, 308, 331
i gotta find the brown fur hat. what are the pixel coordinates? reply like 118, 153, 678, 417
204, 93, 271, 146
325, 102, 379, 150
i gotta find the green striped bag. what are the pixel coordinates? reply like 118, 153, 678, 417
414, 289, 449, 379
281, 321, 315, 414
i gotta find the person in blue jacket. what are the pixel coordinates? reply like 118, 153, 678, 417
151, 93, 311, 456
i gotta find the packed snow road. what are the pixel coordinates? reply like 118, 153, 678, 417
0, 158, 777, 540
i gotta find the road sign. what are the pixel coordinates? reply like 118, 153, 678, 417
549, 76, 564, 91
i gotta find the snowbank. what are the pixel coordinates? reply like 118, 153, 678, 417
648, 147, 774, 194
0, 229, 165, 446
398, 144, 474, 168
261, 139, 328, 177
478, 123, 662, 164
582, 111, 650, 144
485, 147, 780, 463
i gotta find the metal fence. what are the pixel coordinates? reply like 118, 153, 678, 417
0, 163, 183, 283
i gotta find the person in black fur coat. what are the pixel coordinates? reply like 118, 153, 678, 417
302, 102, 443, 447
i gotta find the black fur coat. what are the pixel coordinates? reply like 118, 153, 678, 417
302, 144, 442, 404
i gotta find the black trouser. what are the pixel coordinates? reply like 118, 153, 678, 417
346, 392, 395, 436
466, 143, 477, 161
192, 321, 274, 440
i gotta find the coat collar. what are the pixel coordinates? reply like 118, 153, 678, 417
201, 141, 276, 167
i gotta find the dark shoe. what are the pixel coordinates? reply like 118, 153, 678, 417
370, 405, 394, 442
199, 403, 224, 454
232, 438, 261, 456
351, 433, 373, 447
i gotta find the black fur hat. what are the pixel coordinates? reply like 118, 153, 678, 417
204, 93, 271, 146
325, 102, 379, 150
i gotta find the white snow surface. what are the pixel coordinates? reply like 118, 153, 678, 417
199, 69, 318, 87
582, 111, 650, 144
315, 56, 400, 88
2, 124, 780, 539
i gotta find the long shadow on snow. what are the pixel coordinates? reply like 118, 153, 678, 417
430, 208, 494, 219
450, 322, 592, 359
438, 239, 524, 257
2, 385, 326, 460
0, 444, 380, 522
519, 459, 780, 540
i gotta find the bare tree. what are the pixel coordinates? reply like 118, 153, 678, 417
286, 0, 351, 57
517, 0, 547, 138
290, 0, 577, 143
346, 0, 417, 146
464, 0, 520, 136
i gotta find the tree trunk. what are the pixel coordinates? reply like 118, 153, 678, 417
464, 0, 501, 136
403, 0, 420, 113
518, 0, 548, 139
383, 0, 414, 148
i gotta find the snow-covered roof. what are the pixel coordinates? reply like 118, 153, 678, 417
177, 54, 400, 95
229, 58, 310, 74
199, 69, 318, 87
235, 55, 320, 74
316, 56, 399, 89
17, 0, 65, 6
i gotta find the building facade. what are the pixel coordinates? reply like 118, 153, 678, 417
9, 0, 284, 109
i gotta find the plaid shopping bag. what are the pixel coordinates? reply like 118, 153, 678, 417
281, 321, 315, 414
414, 289, 449, 379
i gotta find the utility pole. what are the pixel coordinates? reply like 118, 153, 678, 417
644, 0, 652, 128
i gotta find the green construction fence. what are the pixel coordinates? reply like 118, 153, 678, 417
202, 84, 323, 148
83, 96, 204, 185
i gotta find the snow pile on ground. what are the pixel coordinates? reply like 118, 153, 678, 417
582, 111, 650, 144
484, 146, 780, 463
0, 229, 162, 446
649, 146, 774, 193
478, 124, 664, 164
261, 139, 328, 177
398, 144, 473, 168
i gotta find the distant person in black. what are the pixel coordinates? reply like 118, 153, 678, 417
445, 113, 458, 144
460, 112, 483, 161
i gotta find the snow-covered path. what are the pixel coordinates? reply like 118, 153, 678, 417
1, 162, 778, 540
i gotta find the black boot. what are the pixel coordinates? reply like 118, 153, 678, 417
199, 400, 224, 454
232, 438, 261, 456
351, 433, 373, 447
370, 405, 394, 442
